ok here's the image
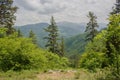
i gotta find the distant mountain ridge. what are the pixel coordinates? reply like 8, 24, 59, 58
15, 21, 107, 47
15, 22, 87, 37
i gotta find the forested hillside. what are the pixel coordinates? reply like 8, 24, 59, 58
65, 33, 87, 56
0, 0, 120, 80
15, 22, 106, 53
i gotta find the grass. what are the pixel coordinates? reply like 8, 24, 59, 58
0, 70, 39, 80
0, 69, 108, 80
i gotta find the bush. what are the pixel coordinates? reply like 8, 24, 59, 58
0, 37, 37, 71
0, 35, 69, 71
79, 30, 108, 71
79, 52, 105, 72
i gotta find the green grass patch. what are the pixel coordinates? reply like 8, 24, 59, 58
0, 70, 40, 80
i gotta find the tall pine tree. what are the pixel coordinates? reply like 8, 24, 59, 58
0, 0, 17, 35
17, 29, 22, 37
111, 0, 120, 14
44, 16, 60, 56
29, 30, 37, 45
60, 36, 65, 57
85, 11, 99, 42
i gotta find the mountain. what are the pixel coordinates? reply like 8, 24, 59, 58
15, 22, 107, 48
15, 23, 49, 37
65, 33, 87, 57
57, 22, 86, 37
64, 23, 107, 57
15, 22, 86, 47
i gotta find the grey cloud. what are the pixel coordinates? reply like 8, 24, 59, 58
15, 0, 37, 11
85, 0, 97, 4
14, 0, 115, 26
38, 4, 66, 14
38, 8, 63, 14
40, 0, 51, 4
15, 0, 66, 14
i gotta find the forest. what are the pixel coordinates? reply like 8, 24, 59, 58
0, 0, 120, 80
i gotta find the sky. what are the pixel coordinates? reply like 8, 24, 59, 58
14, 0, 116, 26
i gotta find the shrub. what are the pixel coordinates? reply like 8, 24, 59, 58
0, 35, 69, 71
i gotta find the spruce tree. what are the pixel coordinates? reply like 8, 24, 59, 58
44, 16, 60, 55
0, 0, 17, 35
60, 36, 65, 57
17, 29, 22, 37
111, 0, 120, 14
85, 11, 99, 42
29, 30, 37, 45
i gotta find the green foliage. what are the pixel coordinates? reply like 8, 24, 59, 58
80, 14, 120, 76
0, 28, 7, 38
79, 30, 108, 71
79, 52, 105, 72
0, 32, 69, 72
45, 53, 69, 69
85, 30, 107, 53
0, 36, 39, 71
85, 11, 99, 42
0, 0, 17, 35
105, 14, 120, 76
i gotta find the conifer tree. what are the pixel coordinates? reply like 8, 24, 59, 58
0, 0, 17, 35
17, 29, 22, 37
44, 16, 60, 55
111, 0, 120, 14
29, 30, 37, 45
85, 11, 99, 42
60, 36, 65, 57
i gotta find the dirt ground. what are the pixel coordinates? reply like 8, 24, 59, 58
36, 70, 94, 80
37, 70, 77, 80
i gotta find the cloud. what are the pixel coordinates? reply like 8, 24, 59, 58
15, 0, 37, 11
85, 0, 97, 4
15, 0, 67, 14
14, 0, 116, 26
40, 0, 51, 4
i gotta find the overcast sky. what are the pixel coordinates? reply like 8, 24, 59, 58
14, 0, 115, 26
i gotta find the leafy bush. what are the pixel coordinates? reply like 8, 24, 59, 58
79, 52, 105, 72
0, 28, 7, 38
0, 33, 69, 71
0, 37, 37, 71
79, 30, 108, 71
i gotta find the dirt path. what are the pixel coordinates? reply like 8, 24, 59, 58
37, 70, 77, 80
